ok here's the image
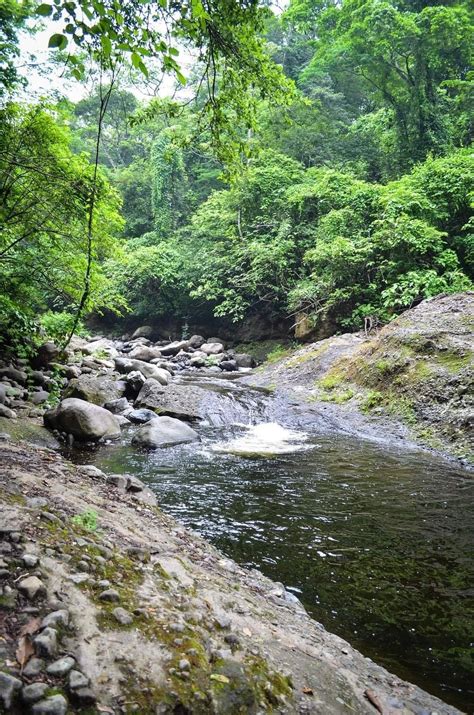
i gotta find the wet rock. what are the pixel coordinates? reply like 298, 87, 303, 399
113, 607, 133, 625
104, 397, 129, 414
68, 670, 89, 690
44, 398, 121, 441
22, 682, 49, 704
131, 416, 198, 449
46, 655, 75, 676
0, 672, 22, 709
99, 588, 120, 602
17, 575, 46, 600
34, 627, 57, 657
41, 609, 69, 628
127, 408, 158, 424
31, 694, 68, 714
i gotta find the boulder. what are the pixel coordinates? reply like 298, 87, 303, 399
189, 334, 205, 348
30, 390, 50, 405
33, 342, 60, 368
114, 358, 170, 385
64, 374, 126, 406
0, 405, 16, 419
127, 345, 162, 362
234, 353, 256, 368
127, 408, 158, 424
0, 365, 27, 385
132, 325, 154, 339
44, 398, 121, 441
135, 380, 216, 421
82, 338, 118, 358
131, 416, 198, 449
159, 340, 191, 356
200, 342, 224, 355
208, 337, 226, 347
104, 397, 129, 414
125, 370, 146, 396
220, 360, 238, 372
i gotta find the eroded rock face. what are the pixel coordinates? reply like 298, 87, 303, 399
131, 416, 198, 448
64, 375, 126, 406
44, 398, 121, 441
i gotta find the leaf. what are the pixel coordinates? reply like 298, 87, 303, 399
16, 635, 34, 671
19, 617, 41, 637
175, 70, 186, 86
210, 674, 230, 684
36, 3, 53, 16
48, 33, 68, 50
101, 35, 112, 57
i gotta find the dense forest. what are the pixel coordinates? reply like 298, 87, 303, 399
1, 0, 473, 350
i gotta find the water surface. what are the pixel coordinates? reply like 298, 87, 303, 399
66, 377, 474, 711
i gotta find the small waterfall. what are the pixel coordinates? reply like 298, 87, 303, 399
212, 422, 309, 457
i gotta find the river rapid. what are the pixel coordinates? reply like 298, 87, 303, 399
64, 371, 474, 712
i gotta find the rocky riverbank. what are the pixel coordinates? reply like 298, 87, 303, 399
247, 293, 473, 466
0, 439, 464, 714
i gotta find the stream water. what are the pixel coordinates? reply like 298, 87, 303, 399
64, 373, 473, 712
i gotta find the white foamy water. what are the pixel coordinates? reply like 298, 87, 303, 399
212, 422, 309, 457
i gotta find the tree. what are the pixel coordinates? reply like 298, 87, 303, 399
0, 0, 32, 96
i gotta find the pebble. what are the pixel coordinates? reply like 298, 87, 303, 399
99, 588, 120, 602
32, 694, 68, 714
34, 627, 58, 657
0, 672, 22, 709
22, 553, 39, 568
22, 657, 45, 677
17, 575, 46, 600
46, 655, 76, 676
22, 682, 49, 704
97, 579, 111, 588
68, 669, 89, 690
77, 560, 89, 571
41, 609, 69, 628
179, 658, 190, 671
113, 607, 133, 625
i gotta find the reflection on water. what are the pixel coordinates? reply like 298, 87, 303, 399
66, 384, 474, 712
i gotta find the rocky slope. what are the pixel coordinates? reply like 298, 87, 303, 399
248, 293, 473, 464
0, 440, 463, 714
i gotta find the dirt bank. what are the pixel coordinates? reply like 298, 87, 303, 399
247, 292, 473, 465
0, 440, 463, 714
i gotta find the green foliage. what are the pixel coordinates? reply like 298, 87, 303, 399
40, 311, 90, 343
0, 1, 32, 96
72, 509, 99, 532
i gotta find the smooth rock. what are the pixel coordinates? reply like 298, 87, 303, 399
17, 575, 46, 600
32, 694, 68, 715
98, 588, 120, 602
201, 342, 224, 355
0, 404, 16, 419
131, 416, 198, 449
31, 390, 50, 405
22, 553, 39, 568
44, 398, 121, 441
41, 609, 69, 628
46, 655, 75, 676
22, 682, 49, 704
22, 657, 45, 677
128, 345, 162, 362
159, 340, 190, 356
104, 397, 129, 414
64, 374, 125, 406
127, 408, 158, 424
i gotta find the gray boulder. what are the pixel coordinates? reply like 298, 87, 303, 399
125, 370, 146, 395
104, 397, 129, 414
31, 390, 50, 405
82, 338, 118, 358
135, 380, 218, 421
44, 398, 121, 441
127, 408, 158, 424
234, 353, 256, 368
0, 365, 27, 384
159, 340, 191, 356
131, 416, 198, 449
127, 345, 162, 362
64, 374, 126, 406
201, 342, 224, 355
0, 404, 16, 419
220, 360, 238, 372
132, 325, 153, 338
114, 358, 170, 385
189, 334, 205, 348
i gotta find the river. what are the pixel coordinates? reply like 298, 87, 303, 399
65, 372, 474, 712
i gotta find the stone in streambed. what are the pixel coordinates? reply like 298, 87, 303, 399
44, 398, 121, 441
127, 408, 158, 424
131, 416, 198, 449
